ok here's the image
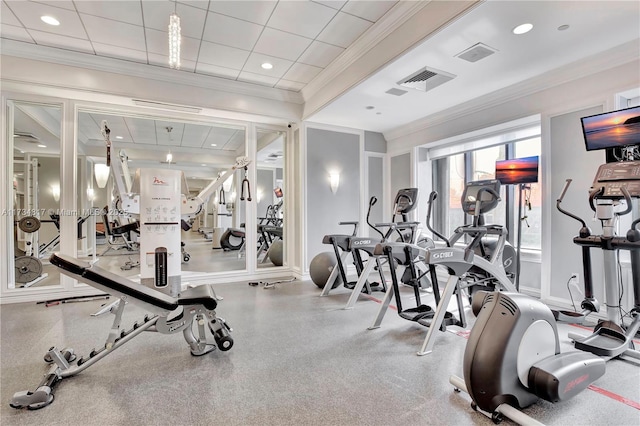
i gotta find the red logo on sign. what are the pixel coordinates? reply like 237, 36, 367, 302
153, 177, 166, 185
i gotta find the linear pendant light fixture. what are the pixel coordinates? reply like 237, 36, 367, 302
168, 5, 181, 70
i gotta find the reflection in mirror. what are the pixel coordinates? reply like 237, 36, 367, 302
256, 128, 285, 268
76, 111, 247, 282
10, 102, 61, 289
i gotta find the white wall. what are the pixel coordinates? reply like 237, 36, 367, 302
385, 59, 640, 307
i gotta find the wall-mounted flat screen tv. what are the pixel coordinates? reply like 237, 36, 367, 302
495, 156, 539, 185
581, 106, 640, 152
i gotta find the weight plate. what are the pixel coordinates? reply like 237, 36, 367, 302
18, 216, 41, 233
14, 256, 43, 284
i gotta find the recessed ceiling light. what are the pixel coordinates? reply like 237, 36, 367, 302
261, 62, 273, 70
365, 106, 375, 110
210, 144, 217, 147
115, 136, 123, 139
37, 144, 47, 148
41, 16, 60, 26
512, 23, 533, 35
557, 24, 570, 31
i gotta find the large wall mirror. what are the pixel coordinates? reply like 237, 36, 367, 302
255, 128, 286, 268
75, 110, 248, 280
9, 101, 62, 290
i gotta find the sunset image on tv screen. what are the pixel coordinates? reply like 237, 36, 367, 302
495, 156, 539, 185
582, 106, 640, 150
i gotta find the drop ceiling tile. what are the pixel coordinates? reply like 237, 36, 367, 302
207, 1, 277, 25
75, 1, 143, 26
81, 14, 146, 51
253, 27, 312, 62
178, 1, 209, 11
202, 12, 262, 50
238, 71, 279, 87
243, 52, 292, 78
142, 1, 206, 39
266, 1, 337, 39
198, 41, 250, 70
92, 114, 131, 142
145, 28, 200, 62
124, 116, 157, 144
275, 79, 305, 92
316, 11, 371, 48
92, 42, 148, 64
206, 127, 239, 147
31, 1, 76, 11
341, 1, 397, 22
298, 40, 344, 68
282, 62, 322, 84
148, 53, 197, 72
0, 24, 34, 43
224, 130, 245, 151
1, 2, 21, 26
196, 62, 241, 79
5, 1, 88, 39
312, 1, 347, 10
156, 122, 185, 146
29, 29, 94, 53
181, 124, 212, 147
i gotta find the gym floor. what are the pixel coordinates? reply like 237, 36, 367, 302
1, 279, 639, 425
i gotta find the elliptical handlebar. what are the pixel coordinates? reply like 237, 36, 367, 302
617, 186, 633, 216
474, 187, 500, 217
588, 187, 604, 213
588, 185, 633, 216
426, 191, 450, 247
557, 179, 588, 229
367, 197, 386, 240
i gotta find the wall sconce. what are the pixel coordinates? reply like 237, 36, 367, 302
329, 172, 340, 194
87, 187, 95, 202
223, 176, 233, 192
52, 184, 60, 202
94, 163, 110, 188
166, 151, 173, 163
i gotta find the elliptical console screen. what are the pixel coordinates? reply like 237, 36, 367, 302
592, 161, 640, 198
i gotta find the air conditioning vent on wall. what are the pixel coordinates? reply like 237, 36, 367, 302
398, 67, 456, 93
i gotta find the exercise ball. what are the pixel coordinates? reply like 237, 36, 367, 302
309, 252, 341, 289
267, 240, 284, 266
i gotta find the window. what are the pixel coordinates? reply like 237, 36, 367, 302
430, 130, 541, 251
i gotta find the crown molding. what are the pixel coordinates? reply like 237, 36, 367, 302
0, 39, 303, 105
384, 40, 640, 143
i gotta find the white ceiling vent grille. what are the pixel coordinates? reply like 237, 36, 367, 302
455, 43, 498, 63
398, 67, 456, 93
385, 88, 408, 96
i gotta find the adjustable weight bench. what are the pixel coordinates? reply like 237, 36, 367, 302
10, 253, 233, 410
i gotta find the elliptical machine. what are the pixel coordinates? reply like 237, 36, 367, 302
556, 161, 640, 359
449, 161, 640, 424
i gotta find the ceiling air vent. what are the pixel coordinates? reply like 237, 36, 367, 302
398, 67, 456, 93
455, 42, 497, 63
385, 88, 408, 96
13, 132, 39, 142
